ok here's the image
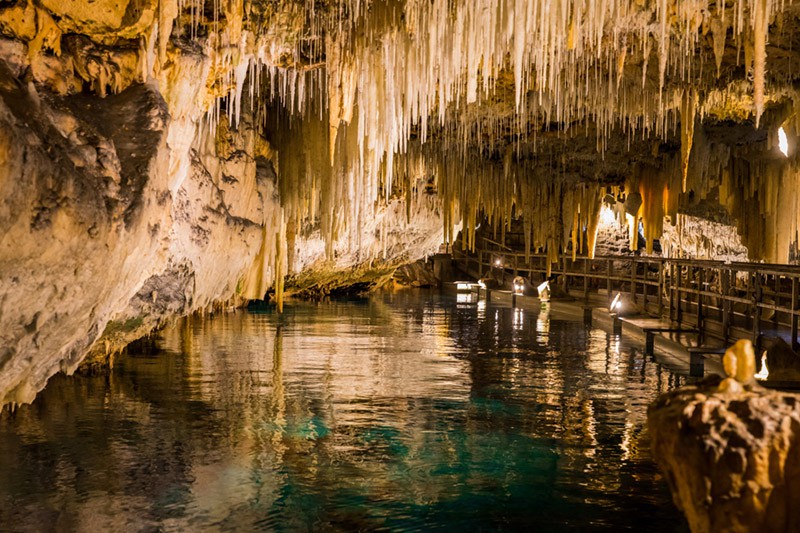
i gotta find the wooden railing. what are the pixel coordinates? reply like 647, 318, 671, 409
453, 237, 800, 350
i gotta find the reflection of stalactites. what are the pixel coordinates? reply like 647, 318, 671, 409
179, 315, 193, 359
274, 211, 287, 312
270, 324, 286, 457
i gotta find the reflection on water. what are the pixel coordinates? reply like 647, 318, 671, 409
0, 291, 688, 532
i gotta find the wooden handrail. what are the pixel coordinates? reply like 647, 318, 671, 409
452, 235, 800, 350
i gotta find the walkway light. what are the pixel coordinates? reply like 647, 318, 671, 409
537, 281, 550, 302
513, 276, 525, 295
610, 292, 622, 312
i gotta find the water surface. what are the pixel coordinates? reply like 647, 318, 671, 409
0, 290, 688, 531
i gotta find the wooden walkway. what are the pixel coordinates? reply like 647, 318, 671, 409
452, 235, 800, 352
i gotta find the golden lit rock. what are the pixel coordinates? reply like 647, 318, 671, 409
650, 378, 800, 533
723, 339, 758, 386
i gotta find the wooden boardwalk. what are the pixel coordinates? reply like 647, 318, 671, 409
452, 235, 800, 353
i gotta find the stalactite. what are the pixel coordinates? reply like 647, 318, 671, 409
752, 0, 768, 128
680, 88, 696, 192
710, 14, 728, 78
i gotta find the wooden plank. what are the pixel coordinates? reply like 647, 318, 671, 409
753, 272, 762, 348
722, 268, 731, 342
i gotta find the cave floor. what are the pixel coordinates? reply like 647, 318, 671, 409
0, 290, 688, 531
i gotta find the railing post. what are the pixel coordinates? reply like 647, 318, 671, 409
792, 276, 799, 351
658, 261, 665, 318
696, 268, 704, 340
668, 262, 674, 321
583, 257, 589, 302
607, 259, 612, 305
630, 259, 637, 305
722, 268, 731, 342
676, 264, 683, 325
773, 274, 780, 330
753, 272, 762, 349
641, 260, 647, 310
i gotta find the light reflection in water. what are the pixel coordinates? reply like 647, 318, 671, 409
536, 304, 550, 339
0, 291, 688, 532
512, 307, 524, 330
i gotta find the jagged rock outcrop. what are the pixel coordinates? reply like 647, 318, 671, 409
0, 69, 443, 406
650, 340, 800, 533
649, 378, 800, 533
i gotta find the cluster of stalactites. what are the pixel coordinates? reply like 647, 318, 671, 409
192, 0, 793, 187
427, 146, 606, 275
143, 0, 798, 301
621, 94, 800, 264
317, 0, 789, 172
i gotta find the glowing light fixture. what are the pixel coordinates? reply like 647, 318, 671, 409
513, 276, 525, 296
754, 351, 770, 380
537, 281, 550, 302
610, 292, 622, 312
779, 127, 789, 157
495, 258, 502, 267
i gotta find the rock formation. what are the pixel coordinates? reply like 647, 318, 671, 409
0, 0, 444, 406
649, 340, 800, 532
4, 0, 800, 405
650, 376, 800, 532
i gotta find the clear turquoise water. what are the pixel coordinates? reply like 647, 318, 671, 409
0, 290, 688, 532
